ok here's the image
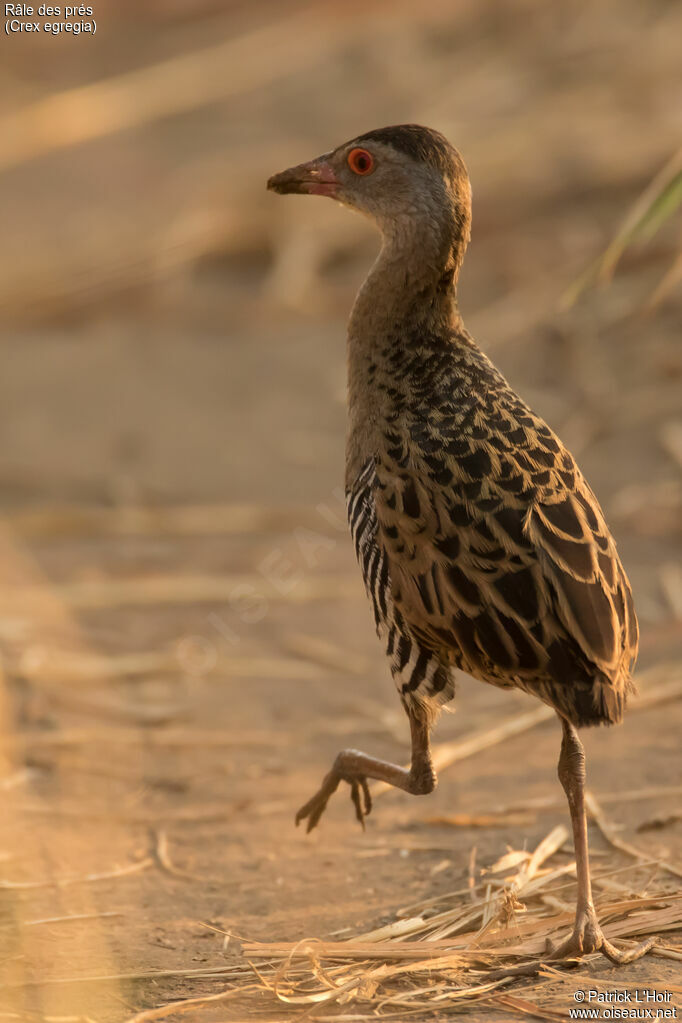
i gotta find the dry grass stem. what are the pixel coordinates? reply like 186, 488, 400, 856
586, 791, 682, 880
153, 829, 225, 884
371, 706, 553, 799
121, 983, 251, 1023
1, 503, 318, 538
487, 783, 682, 817
236, 831, 680, 1017
0, 857, 153, 891
373, 669, 680, 800
0, 4, 368, 174
283, 632, 371, 676
0, 574, 361, 611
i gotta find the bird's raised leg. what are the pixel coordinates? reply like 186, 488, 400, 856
551, 715, 655, 964
296, 711, 435, 832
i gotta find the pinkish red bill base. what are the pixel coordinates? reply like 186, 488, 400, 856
267, 159, 339, 197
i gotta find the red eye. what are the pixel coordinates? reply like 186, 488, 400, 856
347, 148, 375, 175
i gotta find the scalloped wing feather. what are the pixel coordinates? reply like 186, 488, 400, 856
528, 486, 637, 677
371, 438, 637, 721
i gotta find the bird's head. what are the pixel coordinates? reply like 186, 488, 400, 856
267, 125, 471, 270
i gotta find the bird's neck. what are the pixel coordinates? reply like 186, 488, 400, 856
345, 215, 468, 482
349, 216, 464, 343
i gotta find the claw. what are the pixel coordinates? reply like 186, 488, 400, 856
361, 777, 372, 817
348, 777, 372, 829
600, 935, 657, 965
295, 769, 340, 832
551, 907, 656, 965
350, 781, 365, 829
295, 770, 372, 832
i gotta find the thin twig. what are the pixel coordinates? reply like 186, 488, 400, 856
152, 829, 224, 884
122, 984, 252, 1023
0, 5, 361, 173
586, 791, 682, 880
0, 857, 153, 890
372, 706, 553, 798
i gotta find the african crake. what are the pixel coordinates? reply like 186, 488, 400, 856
267, 125, 655, 965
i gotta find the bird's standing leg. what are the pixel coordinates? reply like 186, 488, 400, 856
551, 715, 655, 964
296, 710, 435, 832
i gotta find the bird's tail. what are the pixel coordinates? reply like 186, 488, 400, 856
569, 672, 636, 728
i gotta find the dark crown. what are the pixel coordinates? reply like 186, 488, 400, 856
353, 124, 465, 182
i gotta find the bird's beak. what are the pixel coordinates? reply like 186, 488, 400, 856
267, 157, 340, 198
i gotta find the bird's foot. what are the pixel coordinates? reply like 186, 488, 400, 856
550, 905, 656, 965
295, 759, 372, 833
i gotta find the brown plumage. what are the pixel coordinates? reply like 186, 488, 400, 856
267, 124, 654, 966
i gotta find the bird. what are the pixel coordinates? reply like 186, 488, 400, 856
267, 125, 655, 965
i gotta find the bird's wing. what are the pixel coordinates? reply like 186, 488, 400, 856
527, 482, 638, 675
372, 453, 549, 681
372, 434, 636, 687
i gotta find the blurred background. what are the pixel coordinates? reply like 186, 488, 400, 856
0, 1, 680, 1020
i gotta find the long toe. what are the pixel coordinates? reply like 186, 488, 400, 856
361, 777, 372, 817
552, 909, 656, 966
349, 780, 366, 828
348, 776, 372, 829
295, 785, 334, 832
295, 794, 323, 832
601, 936, 657, 965
295, 769, 343, 832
